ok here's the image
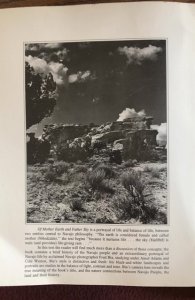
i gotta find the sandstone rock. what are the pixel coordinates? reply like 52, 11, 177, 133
38, 115, 159, 163
92, 131, 125, 144
126, 129, 158, 146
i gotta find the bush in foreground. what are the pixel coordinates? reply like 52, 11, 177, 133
92, 163, 115, 179
119, 170, 166, 224
121, 171, 145, 201
87, 167, 114, 194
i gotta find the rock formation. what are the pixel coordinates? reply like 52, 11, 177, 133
30, 115, 159, 163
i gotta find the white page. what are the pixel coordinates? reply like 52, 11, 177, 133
0, 2, 195, 286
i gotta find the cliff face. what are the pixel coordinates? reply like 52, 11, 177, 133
111, 116, 153, 131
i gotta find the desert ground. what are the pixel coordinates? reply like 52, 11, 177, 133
27, 155, 167, 224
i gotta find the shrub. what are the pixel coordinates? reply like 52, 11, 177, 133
53, 161, 69, 175
70, 198, 84, 211
45, 169, 56, 182
116, 195, 142, 220
87, 169, 106, 190
140, 203, 159, 223
156, 211, 167, 224
116, 193, 165, 224
45, 161, 69, 182
93, 163, 115, 178
121, 171, 145, 197
139, 203, 167, 224
86, 168, 114, 194
120, 171, 146, 220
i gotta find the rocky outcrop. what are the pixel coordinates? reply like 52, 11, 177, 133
122, 129, 158, 161
126, 129, 158, 146
33, 114, 160, 163
42, 124, 91, 145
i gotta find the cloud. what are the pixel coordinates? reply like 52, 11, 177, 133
118, 45, 162, 65
151, 123, 167, 145
26, 55, 94, 87
68, 70, 95, 83
25, 55, 49, 73
25, 55, 68, 86
117, 108, 146, 121
41, 43, 62, 49
48, 62, 68, 86
68, 74, 78, 83
25, 43, 69, 63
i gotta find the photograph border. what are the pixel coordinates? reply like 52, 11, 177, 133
24, 38, 169, 227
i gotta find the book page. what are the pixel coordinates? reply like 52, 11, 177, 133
0, 2, 195, 286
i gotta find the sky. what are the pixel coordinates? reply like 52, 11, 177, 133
25, 40, 167, 137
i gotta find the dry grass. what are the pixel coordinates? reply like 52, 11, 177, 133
27, 160, 167, 224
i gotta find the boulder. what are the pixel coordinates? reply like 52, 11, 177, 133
112, 143, 123, 151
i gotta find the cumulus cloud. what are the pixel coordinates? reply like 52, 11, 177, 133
68, 70, 95, 83
118, 45, 162, 65
68, 74, 78, 83
48, 62, 68, 86
25, 55, 68, 86
117, 108, 146, 121
26, 55, 95, 87
151, 123, 167, 145
25, 55, 49, 73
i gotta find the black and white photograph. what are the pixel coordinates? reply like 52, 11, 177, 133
26, 40, 167, 224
